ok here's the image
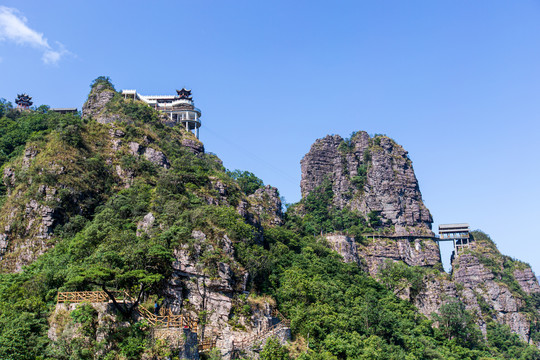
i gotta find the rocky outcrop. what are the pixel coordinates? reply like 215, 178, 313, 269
2, 167, 16, 195
452, 250, 534, 340
25, 199, 57, 239
0, 190, 61, 272
152, 328, 199, 359
358, 237, 441, 275
247, 186, 283, 227
325, 233, 441, 275
325, 234, 361, 265
49, 302, 201, 359
323, 230, 540, 344
48, 302, 123, 343
414, 274, 457, 318
137, 212, 155, 236
301, 132, 432, 234
235, 185, 284, 233
181, 138, 205, 155
82, 84, 119, 124
514, 268, 540, 295
165, 230, 289, 359
128, 141, 170, 169
168, 230, 245, 321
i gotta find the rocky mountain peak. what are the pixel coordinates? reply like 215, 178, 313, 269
301, 131, 432, 234
82, 82, 119, 124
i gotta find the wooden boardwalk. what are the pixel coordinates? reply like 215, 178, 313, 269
198, 337, 218, 352
57, 291, 291, 354
233, 309, 290, 352
361, 233, 439, 240
57, 290, 197, 332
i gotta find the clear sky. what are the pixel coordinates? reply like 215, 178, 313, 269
1, 1, 539, 274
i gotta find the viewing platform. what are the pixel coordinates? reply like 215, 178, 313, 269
362, 222, 471, 255
121, 88, 202, 138
438, 223, 470, 254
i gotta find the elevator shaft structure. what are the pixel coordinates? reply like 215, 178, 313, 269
438, 223, 470, 255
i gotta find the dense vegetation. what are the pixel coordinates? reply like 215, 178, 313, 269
0, 79, 539, 359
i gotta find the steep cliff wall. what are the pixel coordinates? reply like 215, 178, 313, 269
0, 84, 211, 272
301, 132, 432, 234
3, 83, 539, 357
451, 235, 540, 342
324, 232, 540, 343
1, 81, 290, 358
304, 133, 540, 345
325, 234, 441, 274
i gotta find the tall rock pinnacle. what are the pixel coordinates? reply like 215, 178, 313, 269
300, 131, 432, 234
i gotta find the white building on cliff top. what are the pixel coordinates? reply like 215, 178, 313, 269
121, 88, 201, 139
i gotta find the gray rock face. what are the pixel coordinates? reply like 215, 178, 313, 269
48, 302, 123, 343
235, 186, 284, 234
453, 253, 494, 288
177, 329, 200, 360
452, 251, 536, 341
0, 197, 59, 272
247, 185, 284, 227
127, 141, 170, 169
109, 128, 124, 151
514, 268, 540, 295
181, 138, 205, 155
136, 212, 155, 236
0, 234, 7, 254
301, 132, 432, 234
323, 231, 540, 344
325, 233, 440, 275
82, 84, 119, 124
25, 199, 57, 239
166, 230, 289, 359
358, 237, 441, 275
3, 167, 16, 195
144, 147, 170, 168
22, 146, 38, 169
325, 234, 361, 265
414, 274, 457, 318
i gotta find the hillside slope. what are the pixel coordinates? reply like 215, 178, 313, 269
0, 78, 539, 360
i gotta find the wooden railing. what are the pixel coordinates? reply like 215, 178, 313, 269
272, 308, 290, 325
362, 233, 437, 239
136, 304, 198, 332
56, 290, 197, 332
57, 291, 117, 303
234, 321, 288, 351
56, 291, 290, 354
233, 308, 290, 351
198, 337, 218, 352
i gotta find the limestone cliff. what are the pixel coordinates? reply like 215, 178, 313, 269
306, 132, 540, 345
301, 132, 432, 234
325, 234, 441, 273
2, 81, 290, 359
324, 231, 540, 344
451, 235, 540, 342
0, 84, 209, 272
165, 229, 288, 358
3, 82, 540, 357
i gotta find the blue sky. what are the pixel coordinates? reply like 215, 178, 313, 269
1, 1, 539, 273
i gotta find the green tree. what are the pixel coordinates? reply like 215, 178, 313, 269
378, 260, 425, 299
0, 98, 12, 118
260, 337, 291, 360
433, 299, 482, 348
90, 75, 115, 91
367, 211, 382, 228
227, 169, 264, 195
